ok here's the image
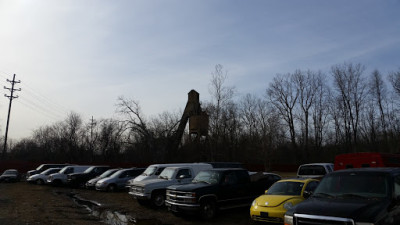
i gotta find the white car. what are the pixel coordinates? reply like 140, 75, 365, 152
297, 163, 334, 179
27, 168, 62, 185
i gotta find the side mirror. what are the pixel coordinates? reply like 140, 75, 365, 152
264, 189, 268, 194
303, 191, 312, 199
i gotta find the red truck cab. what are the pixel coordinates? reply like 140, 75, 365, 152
334, 152, 400, 170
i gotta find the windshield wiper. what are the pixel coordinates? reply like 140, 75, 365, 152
337, 193, 367, 199
159, 176, 168, 180
313, 192, 335, 198
193, 180, 210, 184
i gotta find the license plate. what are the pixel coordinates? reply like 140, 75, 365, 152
260, 212, 269, 218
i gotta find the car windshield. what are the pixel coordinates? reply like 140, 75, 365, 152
110, 170, 126, 178
99, 169, 118, 178
159, 168, 176, 180
142, 166, 157, 176
314, 172, 390, 198
3, 170, 17, 175
267, 181, 304, 196
83, 167, 95, 173
298, 165, 326, 176
41, 168, 60, 175
35, 165, 45, 170
192, 171, 221, 185
59, 167, 70, 174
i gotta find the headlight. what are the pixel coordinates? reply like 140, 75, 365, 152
283, 202, 294, 210
284, 215, 293, 225
252, 200, 256, 206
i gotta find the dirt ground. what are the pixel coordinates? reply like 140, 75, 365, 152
0, 182, 258, 225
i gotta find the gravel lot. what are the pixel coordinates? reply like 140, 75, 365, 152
0, 182, 257, 225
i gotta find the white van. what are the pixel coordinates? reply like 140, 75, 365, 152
47, 165, 90, 185
128, 163, 212, 207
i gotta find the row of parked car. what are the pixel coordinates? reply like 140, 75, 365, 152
4, 153, 400, 224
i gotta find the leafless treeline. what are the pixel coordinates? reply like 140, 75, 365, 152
7, 63, 400, 168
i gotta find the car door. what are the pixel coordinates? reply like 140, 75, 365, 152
218, 171, 248, 206
175, 168, 192, 184
117, 171, 130, 188
386, 175, 400, 225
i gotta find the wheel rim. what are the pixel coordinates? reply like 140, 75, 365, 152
202, 202, 215, 219
108, 185, 116, 192
153, 194, 165, 207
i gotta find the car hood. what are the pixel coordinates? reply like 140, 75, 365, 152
0, 174, 17, 178
134, 178, 178, 188
28, 174, 45, 179
293, 197, 390, 222
87, 177, 102, 184
97, 177, 116, 183
168, 182, 214, 192
255, 195, 302, 207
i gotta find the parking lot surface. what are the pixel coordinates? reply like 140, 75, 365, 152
0, 182, 254, 225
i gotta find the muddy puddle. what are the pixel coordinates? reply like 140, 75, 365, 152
56, 191, 169, 225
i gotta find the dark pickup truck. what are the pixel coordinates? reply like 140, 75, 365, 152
285, 167, 400, 225
165, 168, 281, 219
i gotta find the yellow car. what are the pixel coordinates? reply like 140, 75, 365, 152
250, 178, 319, 223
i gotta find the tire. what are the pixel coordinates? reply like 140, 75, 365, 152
151, 192, 165, 207
107, 184, 117, 192
36, 179, 44, 185
200, 199, 217, 220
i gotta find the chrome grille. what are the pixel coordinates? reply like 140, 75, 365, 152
295, 214, 354, 225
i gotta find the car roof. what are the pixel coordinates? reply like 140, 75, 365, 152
277, 178, 318, 183
299, 163, 333, 167
332, 167, 400, 175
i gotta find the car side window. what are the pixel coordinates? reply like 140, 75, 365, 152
176, 169, 191, 179
66, 168, 73, 174
119, 171, 128, 178
155, 167, 164, 175
305, 181, 319, 192
223, 172, 239, 185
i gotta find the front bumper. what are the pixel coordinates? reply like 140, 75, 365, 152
250, 205, 286, 223
165, 200, 201, 212
128, 190, 151, 199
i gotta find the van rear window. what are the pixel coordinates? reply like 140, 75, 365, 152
298, 165, 326, 176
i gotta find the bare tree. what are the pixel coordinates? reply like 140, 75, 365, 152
331, 63, 367, 150
267, 73, 299, 148
311, 73, 331, 151
293, 70, 320, 153
388, 68, 400, 96
207, 64, 236, 160
369, 70, 388, 141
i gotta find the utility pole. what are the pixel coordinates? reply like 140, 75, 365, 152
2, 74, 21, 158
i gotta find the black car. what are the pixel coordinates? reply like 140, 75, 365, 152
0, 169, 20, 182
285, 167, 400, 225
67, 166, 110, 188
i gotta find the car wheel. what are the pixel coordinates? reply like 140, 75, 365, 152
36, 179, 44, 185
200, 199, 217, 220
151, 192, 165, 207
107, 184, 117, 192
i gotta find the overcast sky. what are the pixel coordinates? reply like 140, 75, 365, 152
0, 0, 399, 140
